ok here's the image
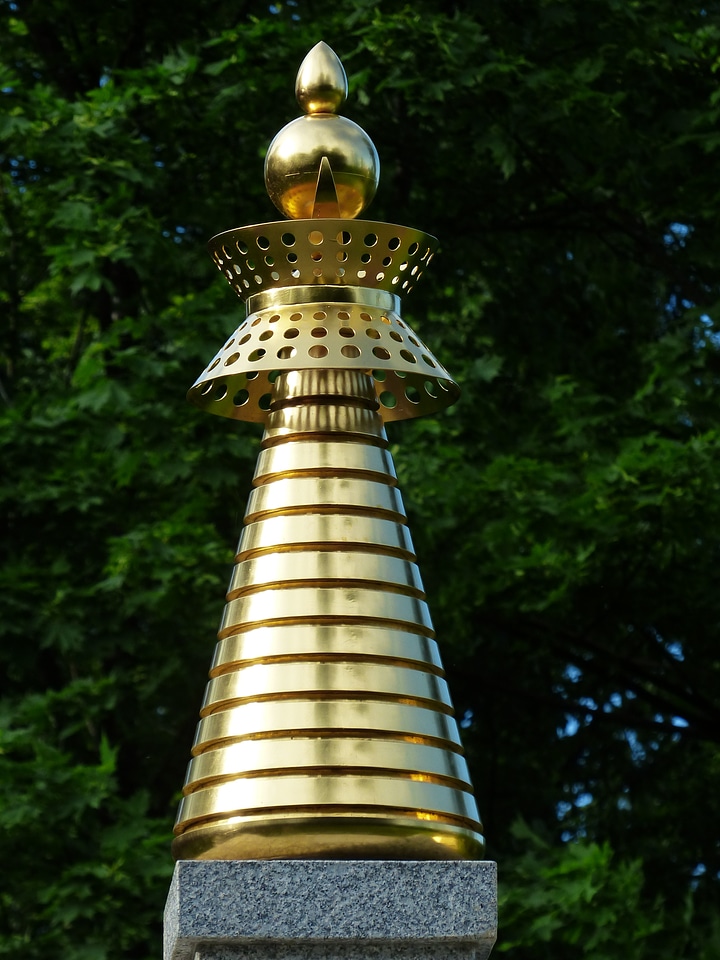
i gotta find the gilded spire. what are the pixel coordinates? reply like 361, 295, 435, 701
174, 42, 484, 863
264, 42, 380, 220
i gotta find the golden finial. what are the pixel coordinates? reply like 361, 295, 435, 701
264, 42, 380, 220
295, 40, 348, 114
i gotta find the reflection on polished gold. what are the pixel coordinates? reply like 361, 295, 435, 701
264, 42, 379, 219
175, 44, 484, 861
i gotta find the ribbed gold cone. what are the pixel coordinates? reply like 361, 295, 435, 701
172, 369, 484, 860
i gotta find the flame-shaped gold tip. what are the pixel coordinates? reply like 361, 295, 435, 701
264, 42, 379, 220
296, 42, 348, 115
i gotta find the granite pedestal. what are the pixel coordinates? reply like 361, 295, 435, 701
164, 860, 497, 960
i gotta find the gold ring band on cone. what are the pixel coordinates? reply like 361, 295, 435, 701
191, 699, 464, 754
210, 625, 444, 674
172, 816, 484, 861
183, 737, 473, 791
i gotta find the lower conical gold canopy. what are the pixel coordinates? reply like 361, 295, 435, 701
172, 369, 484, 860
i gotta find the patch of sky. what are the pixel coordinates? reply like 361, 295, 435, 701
557, 714, 580, 738
625, 728, 646, 763
663, 222, 692, 247
169, 225, 187, 244
557, 784, 595, 820
691, 863, 707, 890
565, 825, 587, 840
270, 0, 300, 17
603, 692, 622, 712
99, 72, 111, 87
7, 156, 38, 189
666, 640, 684, 661
699, 314, 720, 348
617, 793, 631, 811
564, 664, 582, 683
2, 87, 13, 94
578, 696, 598, 711
671, 716, 689, 728
664, 292, 697, 318
641, 719, 662, 750
460, 708, 474, 729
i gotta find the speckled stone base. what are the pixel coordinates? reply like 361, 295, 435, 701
164, 860, 497, 960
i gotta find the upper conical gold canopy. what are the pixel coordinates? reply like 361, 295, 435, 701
174, 44, 483, 862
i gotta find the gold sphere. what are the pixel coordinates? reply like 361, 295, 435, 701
264, 42, 380, 220
265, 115, 379, 220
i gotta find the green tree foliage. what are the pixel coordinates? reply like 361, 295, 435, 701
1, 0, 720, 957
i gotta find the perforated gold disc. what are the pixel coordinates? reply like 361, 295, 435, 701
208, 219, 436, 299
